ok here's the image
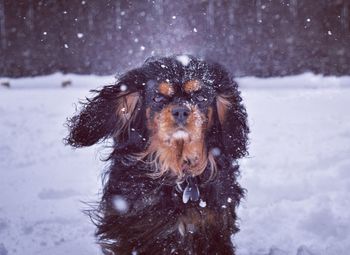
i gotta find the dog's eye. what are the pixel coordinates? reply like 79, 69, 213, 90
153, 95, 165, 103
195, 95, 206, 102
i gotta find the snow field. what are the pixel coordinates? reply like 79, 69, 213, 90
0, 73, 349, 254
236, 87, 350, 255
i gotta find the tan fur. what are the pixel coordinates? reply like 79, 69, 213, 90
207, 150, 218, 180
207, 106, 213, 129
136, 103, 216, 180
115, 92, 140, 137
216, 94, 232, 125
158, 82, 174, 96
183, 80, 201, 94
146, 107, 152, 130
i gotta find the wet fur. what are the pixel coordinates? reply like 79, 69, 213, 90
65, 55, 249, 255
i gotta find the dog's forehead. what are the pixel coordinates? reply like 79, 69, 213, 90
145, 79, 213, 96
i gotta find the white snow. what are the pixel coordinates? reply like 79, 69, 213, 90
237, 72, 350, 89
0, 72, 114, 89
0, 83, 105, 254
112, 196, 129, 214
1, 73, 350, 255
235, 78, 350, 255
120, 84, 128, 91
210, 147, 221, 157
176, 55, 191, 66
199, 200, 207, 208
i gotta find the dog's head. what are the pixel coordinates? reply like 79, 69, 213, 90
66, 55, 248, 179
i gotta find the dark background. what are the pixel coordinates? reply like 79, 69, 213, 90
0, 0, 349, 78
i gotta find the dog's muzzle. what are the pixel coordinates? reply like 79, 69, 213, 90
172, 106, 190, 125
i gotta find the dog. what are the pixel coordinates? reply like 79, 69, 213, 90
65, 55, 249, 255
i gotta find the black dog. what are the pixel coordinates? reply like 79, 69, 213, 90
65, 55, 249, 255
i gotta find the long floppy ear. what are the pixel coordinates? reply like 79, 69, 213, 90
215, 76, 249, 159
65, 71, 144, 148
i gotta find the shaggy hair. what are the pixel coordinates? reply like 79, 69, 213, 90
65, 55, 249, 255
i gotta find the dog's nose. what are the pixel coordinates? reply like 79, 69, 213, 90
172, 107, 190, 124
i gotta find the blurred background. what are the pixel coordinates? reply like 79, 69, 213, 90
0, 0, 349, 78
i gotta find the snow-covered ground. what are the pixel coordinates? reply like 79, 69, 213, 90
0, 73, 349, 255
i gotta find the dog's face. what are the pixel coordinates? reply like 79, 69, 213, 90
141, 79, 215, 178
66, 55, 248, 180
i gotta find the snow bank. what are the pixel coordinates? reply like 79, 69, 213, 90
236, 87, 350, 255
0, 73, 115, 89
237, 73, 350, 89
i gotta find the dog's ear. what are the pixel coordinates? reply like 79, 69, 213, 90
65, 70, 145, 148
215, 76, 249, 159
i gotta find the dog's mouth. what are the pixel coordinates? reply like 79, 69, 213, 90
151, 127, 200, 176
172, 129, 190, 140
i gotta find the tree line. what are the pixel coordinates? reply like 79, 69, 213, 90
0, 0, 349, 78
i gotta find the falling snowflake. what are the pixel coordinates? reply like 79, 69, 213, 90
199, 200, 207, 208
120, 84, 128, 91
112, 195, 129, 214
211, 147, 221, 157
176, 55, 191, 66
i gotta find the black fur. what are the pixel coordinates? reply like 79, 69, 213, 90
65, 55, 249, 255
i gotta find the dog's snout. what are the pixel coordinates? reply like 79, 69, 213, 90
172, 107, 190, 124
